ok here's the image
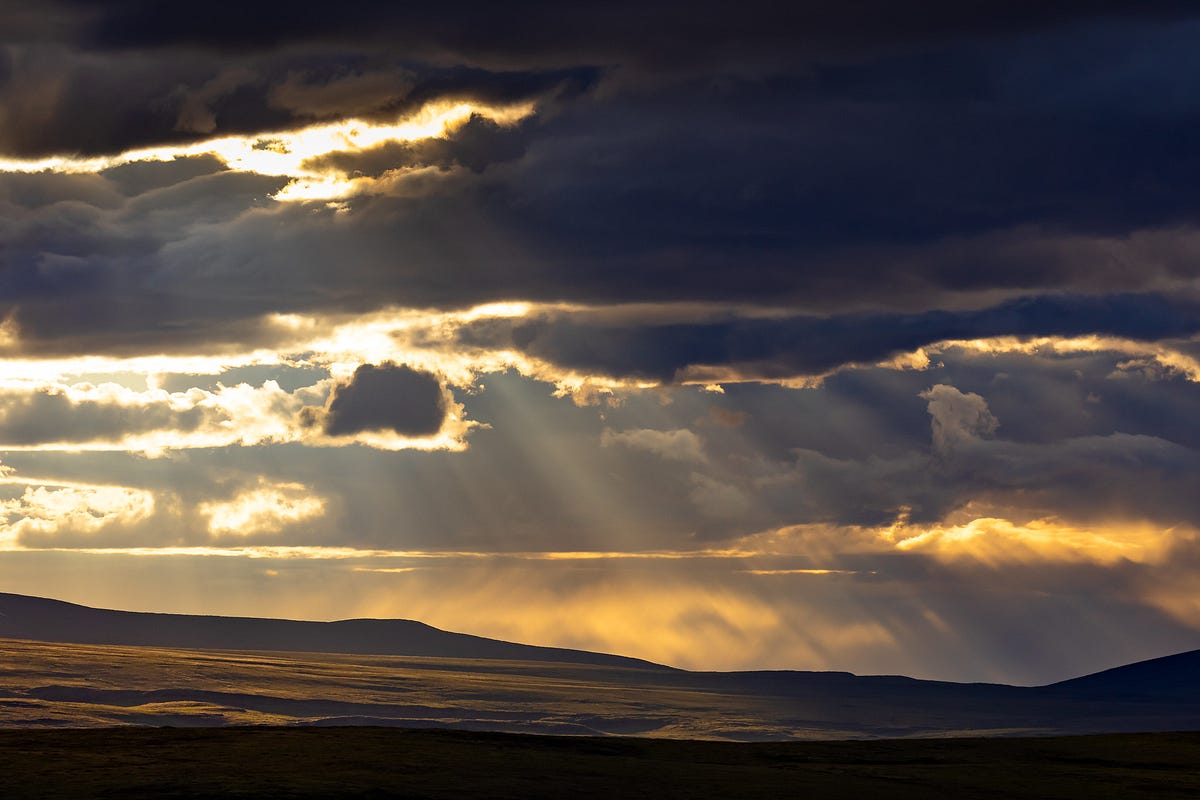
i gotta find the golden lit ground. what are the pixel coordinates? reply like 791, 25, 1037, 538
0, 728, 1197, 800
0, 637, 810, 738
3, 637, 1200, 741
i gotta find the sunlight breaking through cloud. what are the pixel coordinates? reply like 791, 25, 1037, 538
200, 480, 326, 536
0, 479, 155, 550
0, 100, 536, 202
0, 300, 1196, 456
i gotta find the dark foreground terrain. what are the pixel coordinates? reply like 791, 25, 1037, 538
1, 727, 1198, 799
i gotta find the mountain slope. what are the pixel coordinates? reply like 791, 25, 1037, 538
0, 592, 666, 670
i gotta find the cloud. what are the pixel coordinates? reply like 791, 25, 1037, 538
267, 68, 417, 118
65, 1, 1197, 77
0, 361, 470, 454
688, 473, 751, 519
173, 66, 259, 134
600, 428, 705, 463
757, 382, 1200, 530
0, 383, 212, 446
0, 479, 157, 550
0, 40, 580, 160
301, 113, 531, 177
0, 379, 317, 454
461, 294, 1200, 385
920, 384, 999, 454
6, 29, 1200, 364
889, 516, 1164, 567
3, 13, 1200, 358
313, 363, 449, 438
199, 480, 326, 536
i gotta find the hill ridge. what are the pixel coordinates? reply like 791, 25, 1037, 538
0, 591, 668, 671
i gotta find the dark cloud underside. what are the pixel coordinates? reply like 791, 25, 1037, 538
317, 363, 447, 437
465, 293, 1200, 381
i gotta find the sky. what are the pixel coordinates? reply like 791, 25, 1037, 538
0, 1, 1198, 684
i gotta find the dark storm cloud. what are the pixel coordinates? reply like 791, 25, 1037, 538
456, 54, 1200, 305
463, 293, 1200, 382
10, 164, 1200, 362
1, 7, 1200, 355
4, 126, 1199, 360
63, 1, 1197, 68
0, 43, 593, 158
0, 47, 283, 158
1, 153, 1198, 372
310, 363, 448, 437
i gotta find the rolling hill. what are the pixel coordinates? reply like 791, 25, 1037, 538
1, 592, 1198, 739
0, 592, 664, 670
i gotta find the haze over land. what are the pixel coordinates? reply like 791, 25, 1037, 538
0, 2, 1198, 685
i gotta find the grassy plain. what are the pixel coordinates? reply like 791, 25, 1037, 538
4, 637, 1200, 740
0, 637, 801, 738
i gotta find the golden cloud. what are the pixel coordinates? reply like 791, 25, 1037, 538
0, 477, 155, 550
200, 480, 326, 536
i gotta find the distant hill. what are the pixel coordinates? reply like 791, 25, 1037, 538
0, 592, 667, 671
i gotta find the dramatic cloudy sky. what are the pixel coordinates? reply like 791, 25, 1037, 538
0, 1, 1198, 683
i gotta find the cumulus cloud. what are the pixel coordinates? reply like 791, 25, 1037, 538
920, 384, 999, 455
200, 480, 326, 536
0, 480, 157, 549
311, 363, 449, 438
0, 379, 306, 453
0, 383, 211, 445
